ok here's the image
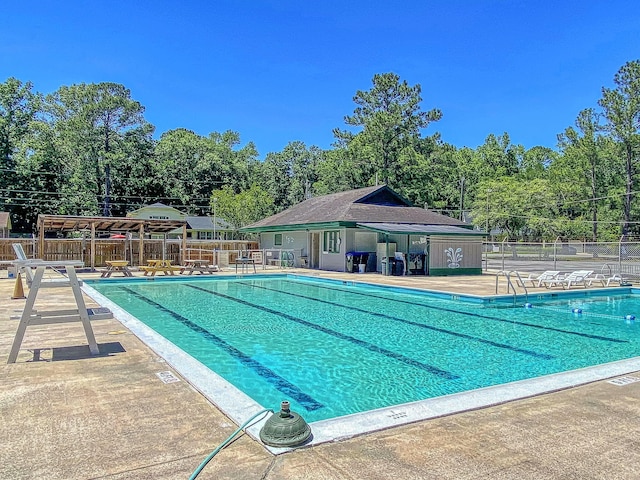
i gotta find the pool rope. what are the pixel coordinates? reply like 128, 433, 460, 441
521, 304, 636, 322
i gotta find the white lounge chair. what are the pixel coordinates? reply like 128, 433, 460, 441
587, 273, 623, 287
543, 270, 594, 289
517, 270, 561, 288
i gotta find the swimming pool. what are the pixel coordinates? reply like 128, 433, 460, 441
85, 275, 640, 443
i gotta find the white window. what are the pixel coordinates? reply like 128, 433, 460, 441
324, 231, 340, 253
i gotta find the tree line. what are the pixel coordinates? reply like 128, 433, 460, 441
1, 60, 639, 241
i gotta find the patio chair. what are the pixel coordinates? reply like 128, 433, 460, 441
517, 270, 561, 288
543, 270, 593, 289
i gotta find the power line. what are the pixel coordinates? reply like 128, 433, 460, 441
0, 198, 213, 211
0, 167, 59, 176
0, 189, 214, 202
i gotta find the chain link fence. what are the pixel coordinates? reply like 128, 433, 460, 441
484, 239, 640, 280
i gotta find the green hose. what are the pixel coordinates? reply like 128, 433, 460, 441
189, 408, 272, 480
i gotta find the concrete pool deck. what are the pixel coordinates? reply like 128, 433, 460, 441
2, 268, 640, 479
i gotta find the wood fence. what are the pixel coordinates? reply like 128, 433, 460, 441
0, 238, 257, 268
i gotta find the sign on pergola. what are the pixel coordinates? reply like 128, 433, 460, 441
36, 214, 187, 269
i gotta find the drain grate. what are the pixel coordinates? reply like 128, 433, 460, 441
387, 410, 408, 420
156, 370, 181, 384
607, 376, 640, 386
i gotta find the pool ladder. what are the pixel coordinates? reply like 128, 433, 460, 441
495, 270, 529, 305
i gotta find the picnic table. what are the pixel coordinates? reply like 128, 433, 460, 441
181, 259, 219, 275
101, 260, 133, 278
140, 259, 182, 276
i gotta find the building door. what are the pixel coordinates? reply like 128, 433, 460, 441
310, 232, 320, 269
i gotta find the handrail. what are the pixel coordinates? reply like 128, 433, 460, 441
601, 263, 614, 276
495, 270, 515, 298
509, 270, 529, 303
495, 270, 528, 305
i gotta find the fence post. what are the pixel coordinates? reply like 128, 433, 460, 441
553, 236, 560, 270
484, 241, 488, 272
618, 235, 624, 274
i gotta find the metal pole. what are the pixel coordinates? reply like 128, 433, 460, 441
619, 235, 624, 274
459, 176, 465, 221
213, 198, 217, 249
486, 189, 490, 236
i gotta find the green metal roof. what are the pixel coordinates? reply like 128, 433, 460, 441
356, 223, 487, 236
241, 221, 357, 233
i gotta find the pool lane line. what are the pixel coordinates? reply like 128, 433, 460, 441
283, 280, 628, 344
239, 282, 554, 360
186, 284, 460, 380
118, 287, 324, 412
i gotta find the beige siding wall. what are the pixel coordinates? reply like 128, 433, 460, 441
429, 237, 482, 270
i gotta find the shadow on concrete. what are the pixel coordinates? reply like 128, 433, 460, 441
50, 342, 126, 361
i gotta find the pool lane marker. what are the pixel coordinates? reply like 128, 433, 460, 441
119, 286, 324, 412
186, 284, 459, 380
239, 281, 553, 360
288, 280, 628, 344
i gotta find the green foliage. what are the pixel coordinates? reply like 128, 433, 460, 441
2, 62, 640, 241
555, 108, 621, 240
38, 82, 153, 217
333, 72, 442, 188
598, 60, 640, 235
0, 78, 40, 230
258, 141, 321, 211
211, 185, 275, 235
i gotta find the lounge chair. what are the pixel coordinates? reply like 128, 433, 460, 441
543, 270, 594, 289
517, 270, 561, 288
586, 273, 623, 287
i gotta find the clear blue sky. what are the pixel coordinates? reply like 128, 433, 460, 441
3, 1, 639, 158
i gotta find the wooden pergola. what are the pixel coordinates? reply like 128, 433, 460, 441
37, 215, 187, 270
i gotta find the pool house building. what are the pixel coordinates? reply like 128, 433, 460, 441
241, 185, 486, 276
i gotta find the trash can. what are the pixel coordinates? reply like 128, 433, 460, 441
381, 257, 396, 275
358, 263, 366, 273
7, 266, 16, 279
392, 258, 404, 276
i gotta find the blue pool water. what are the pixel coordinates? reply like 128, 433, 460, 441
88, 275, 640, 423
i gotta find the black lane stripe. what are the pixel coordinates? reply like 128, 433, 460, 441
187, 284, 459, 380
119, 286, 324, 412
287, 280, 628, 344
240, 281, 554, 360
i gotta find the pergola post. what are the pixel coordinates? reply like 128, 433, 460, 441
38, 217, 45, 259
91, 222, 96, 271
138, 224, 144, 266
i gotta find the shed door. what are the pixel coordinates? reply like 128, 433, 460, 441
310, 233, 320, 269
